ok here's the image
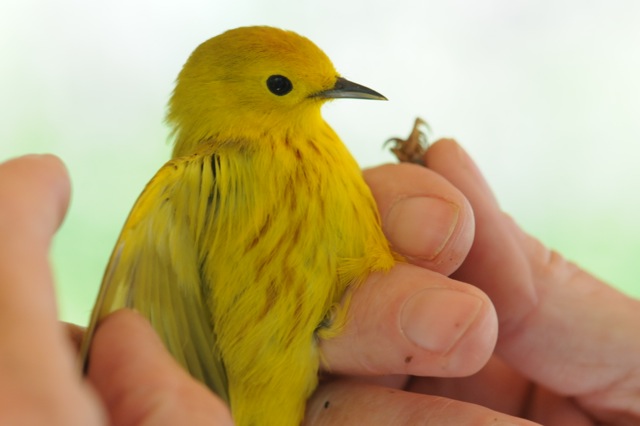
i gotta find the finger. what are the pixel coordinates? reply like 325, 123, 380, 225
305, 380, 540, 426
0, 155, 73, 375
364, 163, 474, 276
428, 140, 640, 421
501, 232, 640, 422
409, 356, 531, 416
0, 154, 71, 328
0, 154, 73, 366
424, 140, 538, 331
0, 155, 103, 424
409, 356, 595, 425
320, 263, 498, 378
88, 309, 233, 426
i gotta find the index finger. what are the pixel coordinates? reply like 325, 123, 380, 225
363, 163, 475, 276
0, 154, 72, 370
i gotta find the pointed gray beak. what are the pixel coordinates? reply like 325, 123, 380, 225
314, 76, 387, 100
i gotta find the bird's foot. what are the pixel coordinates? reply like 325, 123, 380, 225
384, 117, 431, 166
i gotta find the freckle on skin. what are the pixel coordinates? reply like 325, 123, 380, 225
405, 355, 413, 363
324, 400, 330, 409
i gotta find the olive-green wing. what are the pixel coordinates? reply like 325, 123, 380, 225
79, 153, 228, 403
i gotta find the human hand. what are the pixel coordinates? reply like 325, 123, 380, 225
0, 155, 232, 425
306, 145, 531, 424
427, 139, 640, 424
306, 139, 640, 425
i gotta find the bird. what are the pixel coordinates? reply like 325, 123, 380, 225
80, 25, 397, 426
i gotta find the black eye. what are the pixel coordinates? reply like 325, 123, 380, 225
266, 75, 293, 96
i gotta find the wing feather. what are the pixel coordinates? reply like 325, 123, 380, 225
79, 152, 228, 402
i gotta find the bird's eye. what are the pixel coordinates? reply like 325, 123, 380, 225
266, 75, 293, 96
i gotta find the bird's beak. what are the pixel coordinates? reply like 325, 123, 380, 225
314, 77, 387, 101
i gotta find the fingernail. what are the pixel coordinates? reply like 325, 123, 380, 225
401, 289, 483, 353
386, 196, 459, 260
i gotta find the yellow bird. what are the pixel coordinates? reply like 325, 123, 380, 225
81, 26, 396, 426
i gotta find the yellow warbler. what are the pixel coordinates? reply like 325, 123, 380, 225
81, 26, 397, 426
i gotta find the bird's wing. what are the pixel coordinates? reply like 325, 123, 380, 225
79, 152, 228, 403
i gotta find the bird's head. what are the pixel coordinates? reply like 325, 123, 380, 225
167, 26, 385, 157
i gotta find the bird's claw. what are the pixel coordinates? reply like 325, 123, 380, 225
384, 117, 431, 166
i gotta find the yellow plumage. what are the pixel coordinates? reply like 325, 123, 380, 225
81, 26, 396, 426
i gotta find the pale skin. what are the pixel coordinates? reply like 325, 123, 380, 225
0, 140, 638, 425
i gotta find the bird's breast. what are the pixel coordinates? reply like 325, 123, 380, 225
200, 131, 394, 341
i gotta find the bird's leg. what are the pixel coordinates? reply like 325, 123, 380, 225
384, 117, 431, 166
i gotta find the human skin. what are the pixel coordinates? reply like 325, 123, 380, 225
1, 143, 638, 425
0, 152, 499, 425
308, 139, 640, 425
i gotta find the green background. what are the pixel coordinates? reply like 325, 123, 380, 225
2, 0, 639, 325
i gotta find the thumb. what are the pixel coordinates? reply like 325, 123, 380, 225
87, 309, 233, 426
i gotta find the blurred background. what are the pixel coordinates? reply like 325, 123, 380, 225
2, 0, 639, 325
